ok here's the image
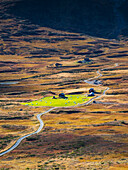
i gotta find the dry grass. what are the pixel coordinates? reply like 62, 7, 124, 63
0, 1, 128, 169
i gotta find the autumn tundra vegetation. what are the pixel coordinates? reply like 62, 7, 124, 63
0, 0, 128, 169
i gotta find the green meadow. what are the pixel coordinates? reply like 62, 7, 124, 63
22, 95, 91, 107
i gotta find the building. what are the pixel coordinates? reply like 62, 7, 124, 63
59, 93, 68, 99
88, 92, 95, 97
89, 88, 95, 93
55, 63, 62, 67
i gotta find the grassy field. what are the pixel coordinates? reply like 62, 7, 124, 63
22, 95, 91, 107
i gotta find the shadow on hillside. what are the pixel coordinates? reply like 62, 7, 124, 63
15, 133, 128, 158
7, 0, 128, 39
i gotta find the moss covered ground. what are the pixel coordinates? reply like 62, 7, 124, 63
22, 95, 90, 107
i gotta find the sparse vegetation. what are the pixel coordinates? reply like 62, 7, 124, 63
0, 0, 128, 169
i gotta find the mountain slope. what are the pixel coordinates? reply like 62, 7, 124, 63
4, 0, 128, 39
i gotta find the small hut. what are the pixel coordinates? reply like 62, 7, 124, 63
55, 63, 62, 67
89, 88, 95, 93
88, 92, 95, 97
59, 93, 68, 99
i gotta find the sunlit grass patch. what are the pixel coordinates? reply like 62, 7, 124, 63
22, 95, 91, 107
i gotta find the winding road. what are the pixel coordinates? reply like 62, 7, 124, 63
0, 63, 118, 156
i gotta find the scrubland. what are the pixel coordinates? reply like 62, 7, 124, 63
0, 1, 128, 169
